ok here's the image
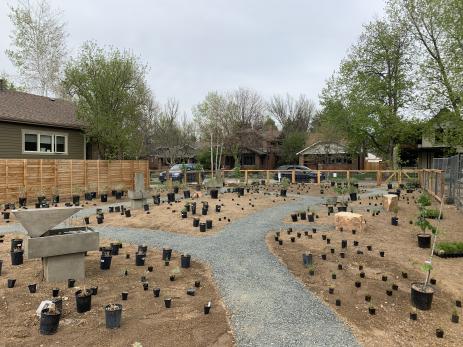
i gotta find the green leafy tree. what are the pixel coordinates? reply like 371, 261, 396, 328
62, 42, 152, 159
280, 132, 306, 164
318, 15, 414, 161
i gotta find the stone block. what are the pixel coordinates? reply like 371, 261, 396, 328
335, 212, 366, 232
383, 194, 398, 212
43, 253, 86, 282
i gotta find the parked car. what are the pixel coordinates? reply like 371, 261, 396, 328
159, 164, 204, 183
273, 165, 325, 183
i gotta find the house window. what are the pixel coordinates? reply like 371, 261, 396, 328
55, 135, 66, 153
242, 154, 255, 166
22, 130, 68, 155
24, 134, 38, 151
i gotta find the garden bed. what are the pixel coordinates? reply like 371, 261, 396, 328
267, 189, 463, 346
0, 233, 234, 346
98, 190, 286, 235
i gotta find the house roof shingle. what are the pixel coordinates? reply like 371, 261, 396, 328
0, 90, 83, 129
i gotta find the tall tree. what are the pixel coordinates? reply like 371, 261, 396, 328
318, 15, 413, 161
268, 94, 316, 134
149, 98, 196, 165
390, 0, 462, 117
62, 42, 152, 159
6, 0, 67, 96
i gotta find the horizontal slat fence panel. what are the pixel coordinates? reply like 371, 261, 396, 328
0, 159, 149, 204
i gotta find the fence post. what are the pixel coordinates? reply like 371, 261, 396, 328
291, 170, 296, 184
346, 170, 350, 182
266, 170, 270, 184
376, 170, 381, 186
440, 171, 445, 200
317, 170, 321, 184
398, 170, 402, 185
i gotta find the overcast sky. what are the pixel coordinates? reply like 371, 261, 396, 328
0, 0, 386, 115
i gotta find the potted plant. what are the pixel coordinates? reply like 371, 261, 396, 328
72, 186, 82, 205
105, 303, 122, 329
280, 177, 290, 197
181, 207, 188, 219
39, 303, 61, 335
18, 186, 27, 207
348, 181, 358, 201
451, 307, 460, 323
415, 210, 435, 248
172, 181, 180, 194
100, 186, 109, 203
334, 184, 349, 211
391, 206, 399, 226
75, 287, 92, 313
115, 183, 124, 200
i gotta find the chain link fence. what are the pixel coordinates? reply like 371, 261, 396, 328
432, 154, 463, 209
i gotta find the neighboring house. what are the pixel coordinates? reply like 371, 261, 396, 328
148, 144, 197, 170
222, 127, 282, 170
417, 109, 463, 169
297, 141, 362, 170
0, 81, 87, 159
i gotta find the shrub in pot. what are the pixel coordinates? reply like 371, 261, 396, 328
40, 304, 61, 335
10, 248, 24, 266
415, 210, 435, 249
75, 288, 92, 313
391, 206, 399, 226
280, 177, 290, 197
105, 304, 122, 329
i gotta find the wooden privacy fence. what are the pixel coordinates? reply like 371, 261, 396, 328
0, 159, 149, 204
152, 168, 445, 201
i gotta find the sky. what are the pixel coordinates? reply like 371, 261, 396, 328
0, 0, 386, 115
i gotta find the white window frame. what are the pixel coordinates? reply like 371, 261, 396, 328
22, 129, 68, 155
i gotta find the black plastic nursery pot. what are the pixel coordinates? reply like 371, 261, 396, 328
91, 286, 98, 295
436, 329, 444, 338
164, 298, 172, 308
349, 193, 357, 201
391, 217, 399, 226
280, 189, 287, 197
125, 210, 131, 218
181, 254, 191, 268
181, 211, 187, 219
206, 219, 213, 229
210, 189, 219, 199
75, 289, 92, 313
337, 206, 347, 212
84, 217, 90, 225
204, 303, 212, 314
28, 283, 37, 293
411, 283, 434, 310
84, 192, 93, 201
300, 212, 307, 220
19, 197, 27, 207
111, 243, 120, 256
100, 194, 108, 203
153, 194, 161, 205
121, 292, 128, 300
10, 250, 24, 266
72, 195, 80, 205
162, 248, 172, 261
153, 288, 161, 297
184, 190, 191, 199
100, 255, 112, 270
417, 234, 431, 248
199, 223, 206, 232
115, 191, 122, 200
40, 308, 61, 335
138, 244, 148, 253
68, 279, 76, 288
308, 214, 315, 222
215, 205, 221, 213
135, 253, 145, 266
167, 192, 175, 203
202, 207, 208, 215
173, 187, 179, 194
7, 278, 16, 288
291, 214, 298, 222
104, 304, 122, 329
191, 203, 197, 215
114, 206, 121, 213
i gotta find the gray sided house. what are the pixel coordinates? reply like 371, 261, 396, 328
0, 85, 86, 159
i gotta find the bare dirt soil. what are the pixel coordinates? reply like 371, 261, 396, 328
268, 188, 463, 347
99, 190, 287, 235
0, 234, 234, 347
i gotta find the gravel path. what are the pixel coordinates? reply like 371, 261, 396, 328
0, 193, 367, 346
96, 195, 359, 347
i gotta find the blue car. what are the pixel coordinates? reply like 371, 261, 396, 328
159, 164, 203, 183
